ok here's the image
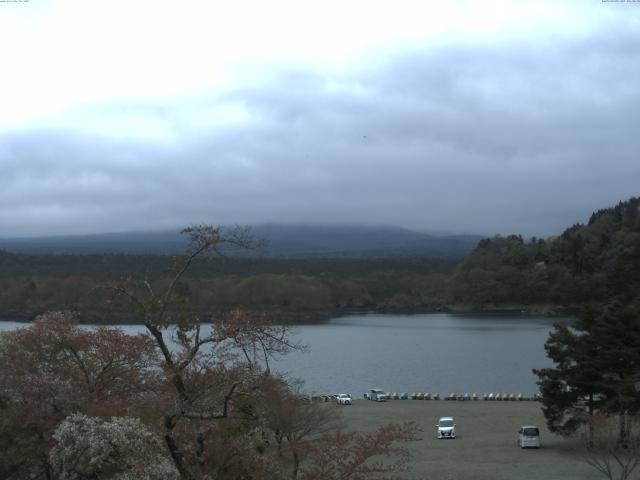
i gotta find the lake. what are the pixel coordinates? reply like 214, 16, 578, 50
0, 313, 565, 396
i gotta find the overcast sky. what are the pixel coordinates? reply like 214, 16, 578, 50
1, 0, 639, 239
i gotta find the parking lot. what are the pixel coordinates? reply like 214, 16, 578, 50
336, 399, 601, 480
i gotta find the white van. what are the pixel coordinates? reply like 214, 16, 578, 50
436, 417, 456, 439
365, 389, 387, 402
518, 426, 540, 448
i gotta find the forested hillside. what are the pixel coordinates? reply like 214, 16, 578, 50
448, 197, 640, 308
0, 224, 481, 259
1, 197, 638, 322
0, 253, 454, 322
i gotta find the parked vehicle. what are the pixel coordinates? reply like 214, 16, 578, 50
335, 393, 352, 405
364, 389, 387, 402
518, 426, 540, 448
436, 417, 456, 439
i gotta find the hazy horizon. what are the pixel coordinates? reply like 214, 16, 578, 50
0, 221, 477, 241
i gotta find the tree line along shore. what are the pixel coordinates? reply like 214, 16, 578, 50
1, 197, 638, 324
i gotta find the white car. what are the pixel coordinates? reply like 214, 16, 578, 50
436, 417, 456, 439
335, 393, 352, 405
365, 389, 387, 402
518, 426, 540, 448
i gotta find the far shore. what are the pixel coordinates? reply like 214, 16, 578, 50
0, 304, 579, 325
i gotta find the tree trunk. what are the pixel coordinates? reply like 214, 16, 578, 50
195, 429, 206, 477
164, 415, 193, 480
619, 412, 629, 448
292, 450, 300, 480
588, 393, 594, 447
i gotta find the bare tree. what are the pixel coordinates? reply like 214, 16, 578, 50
301, 422, 420, 480
1, 226, 423, 480
582, 414, 640, 480
257, 378, 339, 479
98, 225, 302, 480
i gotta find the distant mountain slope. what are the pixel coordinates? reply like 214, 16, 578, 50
0, 224, 484, 259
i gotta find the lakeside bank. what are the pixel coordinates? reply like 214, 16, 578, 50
0, 302, 578, 325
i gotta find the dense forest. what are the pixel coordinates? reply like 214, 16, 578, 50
0, 253, 454, 322
1, 197, 638, 323
448, 196, 640, 309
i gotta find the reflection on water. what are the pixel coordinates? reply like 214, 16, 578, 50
0, 313, 568, 396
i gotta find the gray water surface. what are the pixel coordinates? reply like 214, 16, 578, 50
276, 313, 563, 395
0, 313, 565, 396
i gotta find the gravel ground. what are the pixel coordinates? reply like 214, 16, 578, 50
333, 399, 602, 480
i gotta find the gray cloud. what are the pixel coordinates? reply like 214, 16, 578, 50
2, 17, 639, 238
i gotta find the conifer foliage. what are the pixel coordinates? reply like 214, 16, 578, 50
535, 235, 640, 439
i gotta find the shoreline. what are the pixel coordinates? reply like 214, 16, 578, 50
0, 303, 579, 325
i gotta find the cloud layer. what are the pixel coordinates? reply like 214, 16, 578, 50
1, 1, 639, 237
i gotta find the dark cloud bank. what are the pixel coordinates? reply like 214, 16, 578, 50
1, 20, 639, 238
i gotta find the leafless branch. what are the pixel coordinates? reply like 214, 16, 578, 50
582, 415, 640, 480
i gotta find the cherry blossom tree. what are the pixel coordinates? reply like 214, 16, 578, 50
1, 226, 421, 480
99, 226, 304, 479
0, 311, 159, 479
50, 413, 179, 480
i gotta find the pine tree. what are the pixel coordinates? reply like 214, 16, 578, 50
534, 236, 640, 441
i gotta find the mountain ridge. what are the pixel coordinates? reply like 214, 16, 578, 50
0, 224, 484, 259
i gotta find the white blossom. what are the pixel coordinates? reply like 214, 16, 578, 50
50, 413, 179, 480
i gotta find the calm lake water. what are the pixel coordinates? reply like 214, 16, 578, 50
0, 313, 566, 396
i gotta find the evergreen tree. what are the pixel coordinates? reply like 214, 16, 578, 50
535, 235, 640, 440
533, 321, 602, 436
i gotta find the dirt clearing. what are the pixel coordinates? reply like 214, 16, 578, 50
334, 399, 600, 480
